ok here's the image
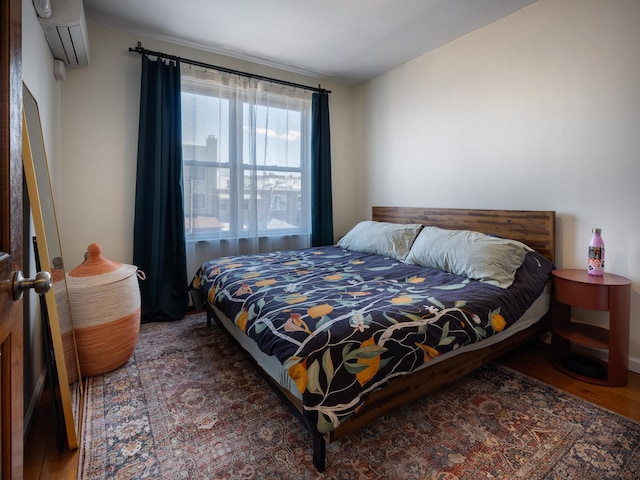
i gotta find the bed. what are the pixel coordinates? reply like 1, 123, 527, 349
189, 207, 556, 471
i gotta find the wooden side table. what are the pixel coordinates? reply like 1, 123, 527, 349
550, 269, 631, 386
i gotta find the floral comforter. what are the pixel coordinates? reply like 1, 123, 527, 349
190, 246, 554, 434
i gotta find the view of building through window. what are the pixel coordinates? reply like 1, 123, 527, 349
181, 80, 312, 241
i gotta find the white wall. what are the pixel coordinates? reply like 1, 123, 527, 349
354, 0, 640, 371
57, 23, 357, 272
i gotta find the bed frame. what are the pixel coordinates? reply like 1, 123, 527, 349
205, 207, 556, 472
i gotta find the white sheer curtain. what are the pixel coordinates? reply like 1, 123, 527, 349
180, 66, 313, 278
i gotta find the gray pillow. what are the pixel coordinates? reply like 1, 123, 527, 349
404, 226, 531, 288
337, 221, 423, 261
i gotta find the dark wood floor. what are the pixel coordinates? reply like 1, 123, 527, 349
25, 384, 79, 480
25, 340, 640, 480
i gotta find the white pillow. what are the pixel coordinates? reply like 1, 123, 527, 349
404, 226, 531, 288
337, 221, 423, 261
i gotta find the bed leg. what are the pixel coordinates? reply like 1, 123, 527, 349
312, 434, 326, 472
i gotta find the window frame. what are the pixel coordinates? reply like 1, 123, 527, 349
181, 76, 312, 242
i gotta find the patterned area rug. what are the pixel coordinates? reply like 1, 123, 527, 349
79, 313, 640, 479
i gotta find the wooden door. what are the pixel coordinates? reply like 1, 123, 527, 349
0, 0, 23, 478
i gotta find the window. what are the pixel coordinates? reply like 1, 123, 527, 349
181, 69, 312, 242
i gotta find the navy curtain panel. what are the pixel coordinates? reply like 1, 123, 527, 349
310, 91, 334, 247
133, 55, 188, 322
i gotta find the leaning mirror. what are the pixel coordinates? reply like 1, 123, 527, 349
22, 83, 83, 449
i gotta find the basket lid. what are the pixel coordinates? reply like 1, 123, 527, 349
67, 243, 138, 288
68, 243, 121, 277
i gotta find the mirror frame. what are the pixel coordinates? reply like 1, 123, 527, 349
22, 83, 82, 449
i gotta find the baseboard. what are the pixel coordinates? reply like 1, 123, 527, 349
629, 356, 640, 375
23, 366, 47, 440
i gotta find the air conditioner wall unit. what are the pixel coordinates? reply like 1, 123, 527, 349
38, 0, 90, 67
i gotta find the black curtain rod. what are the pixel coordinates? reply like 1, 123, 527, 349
128, 42, 331, 94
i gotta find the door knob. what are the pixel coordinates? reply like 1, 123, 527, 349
11, 270, 52, 300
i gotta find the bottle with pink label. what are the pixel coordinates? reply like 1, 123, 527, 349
588, 227, 605, 276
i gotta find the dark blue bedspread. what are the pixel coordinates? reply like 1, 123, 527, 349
190, 246, 553, 433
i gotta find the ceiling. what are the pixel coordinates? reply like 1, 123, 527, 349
82, 0, 536, 86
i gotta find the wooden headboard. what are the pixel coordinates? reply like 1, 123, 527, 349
372, 207, 556, 263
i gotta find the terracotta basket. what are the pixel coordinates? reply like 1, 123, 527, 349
66, 243, 142, 377
53, 278, 79, 384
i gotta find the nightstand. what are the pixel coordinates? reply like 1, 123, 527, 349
550, 268, 631, 386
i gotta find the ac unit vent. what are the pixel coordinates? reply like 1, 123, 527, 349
38, 0, 90, 67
